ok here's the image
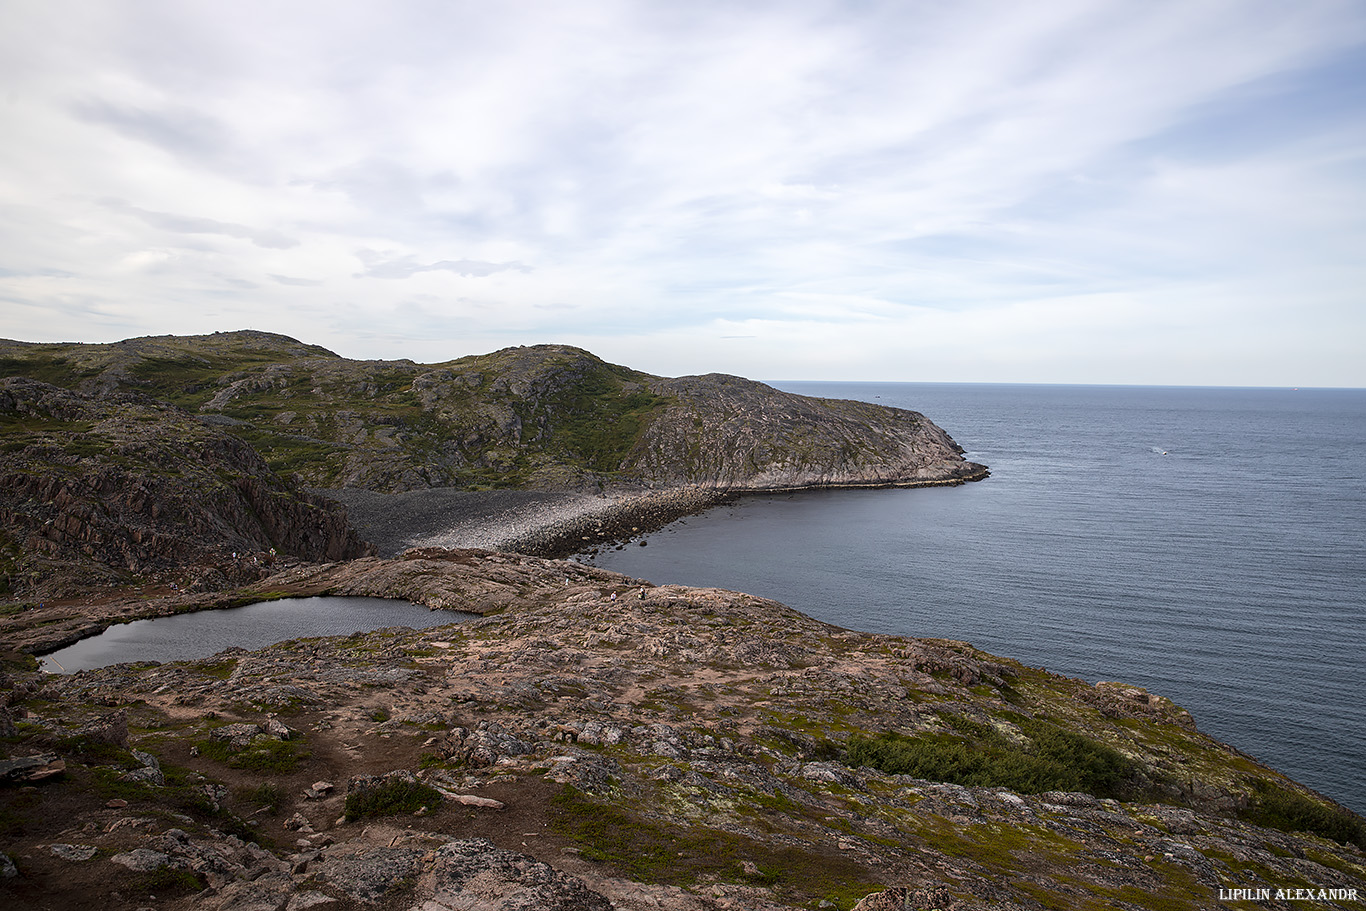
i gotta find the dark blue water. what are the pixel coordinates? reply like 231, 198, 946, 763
40, 596, 474, 674
587, 383, 1366, 815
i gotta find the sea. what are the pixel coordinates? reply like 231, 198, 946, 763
583, 382, 1366, 816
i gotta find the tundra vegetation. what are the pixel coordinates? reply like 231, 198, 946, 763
0, 332, 1361, 910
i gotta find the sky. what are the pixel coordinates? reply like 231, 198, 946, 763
1, 1, 1364, 386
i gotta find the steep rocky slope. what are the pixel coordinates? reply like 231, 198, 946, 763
1, 550, 1362, 910
0, 377, 372, 599
0, 332, 985, 493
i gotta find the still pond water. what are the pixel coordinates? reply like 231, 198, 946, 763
40, 596, 474, 674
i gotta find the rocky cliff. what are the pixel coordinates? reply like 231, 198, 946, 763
0, 377, 373, 599
0, 332, 986, 494
633, 373, 977, 489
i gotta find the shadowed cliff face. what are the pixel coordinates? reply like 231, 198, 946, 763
0, 332, 986, 493
0, 377, 373, 599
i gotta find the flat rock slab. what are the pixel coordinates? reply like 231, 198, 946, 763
419, 839, 612, 911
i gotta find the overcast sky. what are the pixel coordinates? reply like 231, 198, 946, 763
2, 1, 1363, 386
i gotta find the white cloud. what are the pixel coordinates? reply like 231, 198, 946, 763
0, 0, 1363, 385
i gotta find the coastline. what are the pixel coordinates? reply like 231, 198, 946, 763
323, 466, 988, 561
4, 475, 986, 658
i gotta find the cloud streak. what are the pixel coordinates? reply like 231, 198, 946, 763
355, 252, 533, 280
103, 200, 298, 249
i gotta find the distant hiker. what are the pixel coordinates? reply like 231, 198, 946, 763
638, 588, 646, 600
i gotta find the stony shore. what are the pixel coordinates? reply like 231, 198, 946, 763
318, 486, 735, 559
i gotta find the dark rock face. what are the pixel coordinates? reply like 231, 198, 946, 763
633, 372, 986, 489
0, 377, 372, 597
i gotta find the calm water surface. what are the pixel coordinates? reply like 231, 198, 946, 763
587, 383, 1366, 814
41, 596, 474, 674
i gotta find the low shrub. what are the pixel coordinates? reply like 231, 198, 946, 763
343, 778, 444, 822
845, 721, 1134, 799
130, 866, 205, 896
195, 737, 308, 773
548, 785, 882, 906
1240, 781, 1365, 849
247, 781, 283, 815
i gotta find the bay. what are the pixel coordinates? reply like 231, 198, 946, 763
585, 383, 1366, 815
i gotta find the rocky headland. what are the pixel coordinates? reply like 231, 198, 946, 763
1, 332, 1363, 910
1, 330, 984, 596
0, 331, 986, 496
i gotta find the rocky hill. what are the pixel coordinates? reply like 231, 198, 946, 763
1, 550, 1363, 910
0, 330, 984, 595
0, 377, 373, 600
0, 331, 986, 493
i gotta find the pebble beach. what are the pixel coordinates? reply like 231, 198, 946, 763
319, 486, 732, 559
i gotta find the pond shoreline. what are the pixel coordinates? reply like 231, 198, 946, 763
37, 594, 480, 674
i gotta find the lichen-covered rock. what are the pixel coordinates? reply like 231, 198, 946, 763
419, 839, 613, 911
312, 844, 425, 904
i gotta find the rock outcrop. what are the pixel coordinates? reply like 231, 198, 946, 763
0, 377, 372, 598
633, 372, 981, 489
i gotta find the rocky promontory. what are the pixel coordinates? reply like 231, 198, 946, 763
1, 549, 1363, 910
1, 331, 983, 596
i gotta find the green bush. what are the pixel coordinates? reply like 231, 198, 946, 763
247, 781, 284, 815
195, 737, 308, 773
845, 721, 1133, 799
1240, 781, 1366, 849
343, 778, 445, 822
130, 866, 205, 896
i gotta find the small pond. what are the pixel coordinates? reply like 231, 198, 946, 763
40, 596, 476, 674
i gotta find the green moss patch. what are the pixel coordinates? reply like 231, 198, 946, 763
549, 785, 883, 909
